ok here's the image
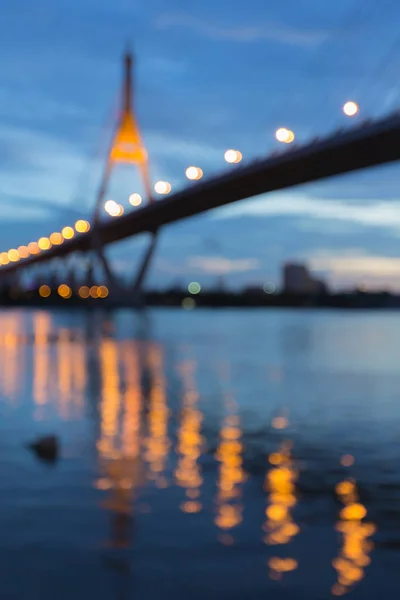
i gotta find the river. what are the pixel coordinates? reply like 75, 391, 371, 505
0, 308, 399, 598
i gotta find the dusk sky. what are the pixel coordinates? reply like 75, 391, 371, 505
2, 0, 400, 290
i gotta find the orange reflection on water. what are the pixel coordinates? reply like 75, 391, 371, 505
98, 338, 121, 459
175, 361, 204, 514
33, 312, 52, 411
96, 337, 145, 549
121, 341, 142, 459
332, 479, 375, 596
58, 329, 72, 420
144, 344, 170, 486
71, 335, 86, 415
214, 409, 245, 538
0, 314, 24, 402
264, 441, 299, 580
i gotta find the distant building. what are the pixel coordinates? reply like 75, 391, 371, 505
282, 262, 327, 294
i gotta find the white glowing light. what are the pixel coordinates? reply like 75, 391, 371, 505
105, 199, 119, 216
188, 281, 201, 294
154, 181, 172, 194
343, 101, 359, 116
186, 166, 203, 180
275, 128, 295, 143
129, 193, 142, 206
224, 149, 242, 164
263, 281, 276, 294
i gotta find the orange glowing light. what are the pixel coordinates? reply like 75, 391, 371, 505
268, 557, 298, 573
335, 481, 356, 501
95, 478, 112, 490
49, 232, 63, 245
97, 285, 109, 299
75, 219, 90, 233
17, 245, 29, 258
89, 286, 98, 299
28, 242, 40, 255
61, 226, 74, 240
109, 111, 148, 164
0, 252, 9, 265
39, 285, 51, 298
340, 503, 367, 521
269, 452, 284, 465
58, 284, 72, 299
272, 416, 288, 430
78, 286, 90, 299
38, 237, 51, 251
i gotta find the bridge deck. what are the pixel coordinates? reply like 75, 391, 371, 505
3, 111, 400, 274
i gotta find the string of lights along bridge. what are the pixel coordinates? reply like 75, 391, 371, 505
0, 86, 360, 272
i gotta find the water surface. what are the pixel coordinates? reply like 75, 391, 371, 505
0, 308, 399, 598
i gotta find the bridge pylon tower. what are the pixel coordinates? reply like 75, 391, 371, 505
92, 49, 157, 305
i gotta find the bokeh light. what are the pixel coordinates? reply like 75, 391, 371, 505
17, 245, 29, 258
182, 297, 196, 310
275, 128, 295, 143
61, 226, 74, 240
154, 181, 172, 194
0, 252, 9, 265
129, 193, 142, 206
58, 284, 72, 299
224, 149, 242, 164
340, 503, 367, 521
343, 101, 359, 116
188, 281, 201, 294
79, 286, 90, 299
7, 249, 19, 262
89, 285, 98, 298
263, 281, 276, 294
97, 285, 109, 299
272, 416, 288, 430
186, 166, 203, 180
38, 237, 51, 251
49, 232, 63, 245
341, 454, 355, 467
39, 285, 51, 298
28, 242, 40, 254
75, 219, 90, 233
105, 199, 119, 215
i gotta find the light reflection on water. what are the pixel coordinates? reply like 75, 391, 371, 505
0, 308, 400, 598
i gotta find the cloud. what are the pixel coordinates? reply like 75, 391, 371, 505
187, 256, 260, 274
214, 194, 400, 233
309, 251, 400, 277
302, 247, 400, 290
155, 14, 328, 47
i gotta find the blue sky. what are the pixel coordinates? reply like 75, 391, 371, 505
2, 0, 400, 290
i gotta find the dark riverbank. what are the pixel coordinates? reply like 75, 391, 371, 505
0, 288, 400, 310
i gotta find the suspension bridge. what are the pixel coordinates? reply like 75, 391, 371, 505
1, 51, 400, 305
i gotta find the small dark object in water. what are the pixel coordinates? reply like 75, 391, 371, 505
28, 435, 59, 463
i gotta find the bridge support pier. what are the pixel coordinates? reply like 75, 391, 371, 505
129, 231, 158, 307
